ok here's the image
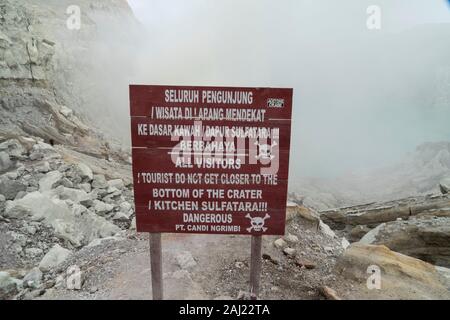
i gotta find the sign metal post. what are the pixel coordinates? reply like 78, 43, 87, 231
149, 233, 163, 300
249, 235, 262, 299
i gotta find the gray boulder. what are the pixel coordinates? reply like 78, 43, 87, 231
5, 191, 120, 247
92, 174, 107, 189
107, 179, 124, 190
76, 163, 93, 181
0, 151, 12, 172
4, 200, 32, 219
0, 139, 27, 158
112, 211, 129, 222
35, 161, 51, 173
39, 244, 72, 272
360, 217, 450, 267
335, 243, 450, 299
51, 186, 91, 204
0, 178, 27, 200
29, 142, 60, 161
0, 271, 19, 299
78, 183, 91, 193
23, 267, 43, 289
79, 210, 121, 240
93, 199, 114, 215
119, 201, 132, 212
38, 170, 63, 192
440, 177, 450, 194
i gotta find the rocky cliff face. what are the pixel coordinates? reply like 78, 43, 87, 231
0, 0, 139, 152
0, 0, 140, 299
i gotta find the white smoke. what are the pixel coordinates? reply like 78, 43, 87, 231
73, 0, 450, 184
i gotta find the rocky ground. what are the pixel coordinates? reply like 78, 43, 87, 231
1, 136, 449, 300
0, 136, 134, 299
0, 136, 348, 300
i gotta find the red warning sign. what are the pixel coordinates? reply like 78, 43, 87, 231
130, 85, 293, 235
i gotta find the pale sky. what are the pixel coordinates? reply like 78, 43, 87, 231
124, 1, 450, 178
128, 0, 450, 31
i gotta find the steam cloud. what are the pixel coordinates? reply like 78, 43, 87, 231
78, 0, 450, 184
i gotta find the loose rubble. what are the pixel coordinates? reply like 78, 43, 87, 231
0, 136, 134, 299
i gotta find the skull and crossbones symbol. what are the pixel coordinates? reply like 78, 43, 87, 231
254, 140, 278, 160
246, 213, 270, 232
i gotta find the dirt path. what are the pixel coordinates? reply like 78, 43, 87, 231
39, 217, 348, 300
106, 234, 250, 300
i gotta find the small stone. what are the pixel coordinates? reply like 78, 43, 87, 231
92, 174, 107, 189
235, 261, 245, 268
60, 178, 74, 188
324, 246, 334, 253
93, 200, 114, 215
284, 233, 299, 243
22, 288, 46, 300
130, 217, 136, 230
274, 238, 287, 249
36, 161, 50, 173
39, 244, 72, 272
283, 247, 296, 256
4, 201, 32, 219
270, 286, 280, 291
53, 186, 88, 203
106, 186, 121, 195
439, 177, 450, 194
89, 286, 98, 294
0, 271, 19, 299
38, 171, 62, 192
0, 152, 12, 172
44, 280, 55, 289
119, 201, 132, 212
295, 258, 316, 269
262, 253, 279, 265
176, 251, 197, 269
112, 211, 129, 222
320, 286, 341, 300
0, 179, 27, 200
78, 183, 91, 193
71, 203, 87, 216
23, 267, 43, 289
30, 142, 59, 161
76, 163, 93, 181
107, 179, 124, 190
319, 220, 336, 238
